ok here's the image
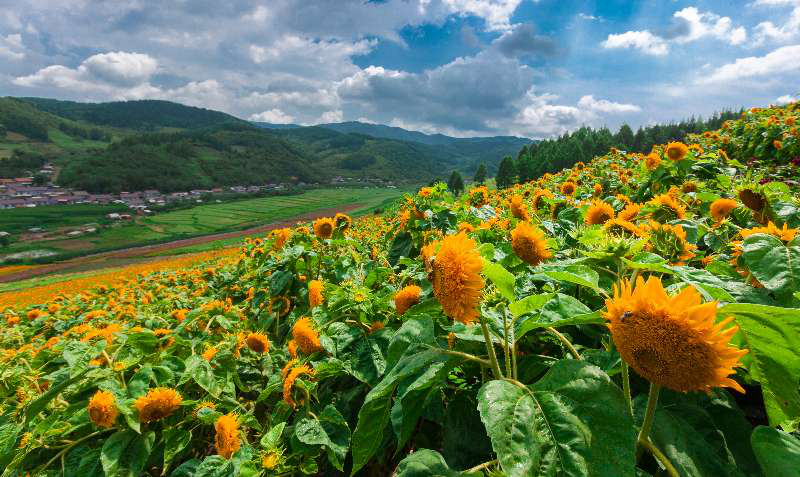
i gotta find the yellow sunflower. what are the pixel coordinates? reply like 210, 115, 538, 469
246, 332, 270, 354
429, 233, 484, 324
88, 390, 118, 428
560, 181, 577, 196
604, 276, 747, 393
283, 364, 314, 409
308, 280, 324, 308
585, 200, 615, 225
394, 285, 422, 315
709, 198, 738, 222
134, 388, 182, 423
618, 203, 641, 222
509, 195, 530, 221
215, 413, 241, 459
291, 317, 323, 354
511, 221, 553, 266
313, 217, 336, 239
665, 142, 689, 161
645, 152, 661, 170
648, 194, 686, 221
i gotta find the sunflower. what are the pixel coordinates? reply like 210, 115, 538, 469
283, 364, 314, 409
532, 188, 554, 210
335, 213, 352, 231
618, 203, 641, 222
709, 198, 738, 222
560, 181, 577, 196
773, 140, 783, 150
429, 233, 484, 324
192, 401, 216, 417
645, 152, 661, 170
681, 181, 697, 193
648, 194, 686, 221
214, 413, 241, 459
88, 390, 118, 428
604, 218, 646, 238
135, 388, 182, 423
291, 317, 323, 354
394, 285, 422, 315
512, 221, 553, 266
738, 188, 765, 212
246, 332, 270, 353
739, 221, 797, 243
313, 217, 336, 239
585, 200, 615, 225
270, 228, 292, 251
469, 186, 489, 207
645, 221, 696, 265
268, 296, 292, 317
593, 183, 603, 197
665, 142, 689, 161
509, 195, 529, 221
308, 280, 324, 308
262, 451, 281, 469
604, 276, 747, 393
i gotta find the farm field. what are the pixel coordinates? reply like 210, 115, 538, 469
1, 102, 798, 476
0, 187, 408, 265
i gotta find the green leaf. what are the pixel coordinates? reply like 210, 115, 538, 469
516, 294, 602, 339
183, 355, 222, 397
509, 293, 555, 318
295, 405, 351, 471
386, 316, 435, 373
719, 303, 800, 431
269, 270, 293, 296
388, 232, 413, 266
394, 449, 469, 477
751, 426, 800, 477
63, 340, 106, 378
477, 360, 636, 477
442, 393, 493, 470
260, 422, 285, 449
101, 430, 155, 477
350, 350, 452, 476
163, 428, 191, 468
194, 455, 235, 477
25, 369, 88, 424
542, 265, 601, 292
742, 234, 800, 300
482, 259, 516, 301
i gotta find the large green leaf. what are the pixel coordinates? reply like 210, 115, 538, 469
163, 429, 191, 468
25, 369, 88, 424
742, 235, 800, 301
388, 232, 413, 266
719, 303, 800, 430
477, 360, 636, 477
751, 426, 800, 477
442, 393, 494, 471
350, 349, 453, 475
516, 293, 602, 339
183, 354, 222, 397
101, 430, 155, 477
385, 316, 435, 373
482, 259, 516, 301
295, 405, 351, 471
394, 449, 472, 477
542, 265, 602, 293
509, 293, 554, 318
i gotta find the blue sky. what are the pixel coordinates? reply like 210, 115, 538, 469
0, 0, 798, 138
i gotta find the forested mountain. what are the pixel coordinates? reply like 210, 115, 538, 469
515, 110, 742, 182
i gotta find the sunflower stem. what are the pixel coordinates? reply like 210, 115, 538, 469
547, 327, 581, 360
639, 437, 680, 477
480, 317, 504, 379
502, 310, 512, 377
621, 362, 633, 418
636, 383, 661, 459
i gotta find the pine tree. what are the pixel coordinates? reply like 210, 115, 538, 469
495, 156, 517, 188
448, 170, 464, 195
473, 163, 487, 184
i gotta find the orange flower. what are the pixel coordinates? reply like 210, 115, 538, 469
709, 198, 738, 222
134, 388, 182, 423
308, 280, 324, 308
291, 317, 323, 354
665, 142, 689, 161
511, 221, 552, 266
585, 201, 615, 225
509, 195, 529, 221
313, 217, 335, 239
394, 285, 422, 315
215, 413, 241, 459
88, 390, 118, 428
618, 203, 641, 222
560, 181, 577, 196
246, 332, 270, 353
283, 364, 314, 409
645, 152, 661, 170
429, 233, 484, 324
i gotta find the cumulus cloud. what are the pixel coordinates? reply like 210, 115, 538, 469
82, 51, 158, 85
440, 0, 523, 31
603, 7, 746, 55
249, 108, 295, 123
577, 95, 641, 113
697, 44, 800, 84
752, 0, 800, 44
602, 31, 668, 56
0, 33, 25, 60
511, 93, 641, 137
776, 94, 798, 104
492, 23, 558, 58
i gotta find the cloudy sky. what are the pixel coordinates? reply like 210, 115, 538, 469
0, 0, 798, 138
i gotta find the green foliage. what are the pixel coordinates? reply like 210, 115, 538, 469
473, 163, 487, 184
447, 170, 464, 194
495, 155, 516, 188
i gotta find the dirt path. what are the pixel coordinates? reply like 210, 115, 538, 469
0, 203, 364, 283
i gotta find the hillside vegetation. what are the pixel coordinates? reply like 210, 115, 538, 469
1, 100, 798, 476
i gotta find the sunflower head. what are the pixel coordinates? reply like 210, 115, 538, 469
308, 280, 324, 308
429, 233, 484, 324
509, 195, 529, 221
604, 218, 646, 238
134, 388, 182, 423
313, 217, 336, 239
532, 188, 554, 210
270, 228, 292, 251
585, 200, 615, 225
665, 142, 689, 161
648, 194, 687, 221
283, 364, 314, 409
618, 203, 641, 222
394, 285, 422, 315
709, 198, 739, 222
604, 276, 747, 393
335, 213, 352, 231
645, 152, 661, 170
88, 390, 118, 428
291, 317, 323, 354
214, 413, 241, 459
560, 181, 577, 196
246, 332, 270, 354
737, 188, 766, 212
593, 183, 603, 197
645, 221, 696, 265
511, 221, 553, 266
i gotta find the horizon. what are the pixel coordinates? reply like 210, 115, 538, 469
1, 1, 798, 139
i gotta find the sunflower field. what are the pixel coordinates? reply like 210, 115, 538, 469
1, 101, 799, 477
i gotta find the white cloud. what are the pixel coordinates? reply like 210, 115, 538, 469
577, 13, 602, 22
776, 94, 798, 104
249, 108, 295, 123
697, 44, 800, 84
317, 110, 344, 123
672, 7, 746, 45
577, 95, 641, 113
82, 51, 158, 85
752, 0, 800, 44
0, 33, 25, 60
440, 0, 523, 31
602, 31, 668, 56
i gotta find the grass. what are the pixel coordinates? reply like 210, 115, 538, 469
0, 204, 127, 235
2, 186, 408, 264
